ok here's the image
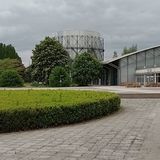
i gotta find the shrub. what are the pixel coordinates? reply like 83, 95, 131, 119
0, 90, 120, 133
49, 66, 71, 87
31, 81, 46, 87
0, 70, 23, 87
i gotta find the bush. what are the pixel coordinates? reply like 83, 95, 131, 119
0, 70, 23, 87
0, 90, 120, 133
49, 66, 71, 87
31, 81, 46, 87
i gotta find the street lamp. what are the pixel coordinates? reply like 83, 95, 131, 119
59, 75, 63, 87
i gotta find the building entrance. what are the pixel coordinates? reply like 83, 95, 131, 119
136, 73, 160, 85
146, 74, 155, 83
156, 73, 160, 83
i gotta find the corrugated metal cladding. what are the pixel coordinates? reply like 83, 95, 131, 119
102, 46, 160, 85
55, 30, 104, 61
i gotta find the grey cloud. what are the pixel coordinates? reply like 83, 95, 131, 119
0, 0, 160, 66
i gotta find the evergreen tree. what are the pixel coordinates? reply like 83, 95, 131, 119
31, 37, 70, 83
0, 43, 20, 60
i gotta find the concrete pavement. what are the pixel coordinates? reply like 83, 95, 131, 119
1, 86, 160, 98
1, 86, 160, 94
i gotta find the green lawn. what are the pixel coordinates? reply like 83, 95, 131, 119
0, 90, 115, 110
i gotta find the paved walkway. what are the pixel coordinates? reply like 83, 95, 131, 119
0, 99, 160, 160
1, 86, 160, 94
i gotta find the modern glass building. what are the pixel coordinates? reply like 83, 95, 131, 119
102, 45, 160, 85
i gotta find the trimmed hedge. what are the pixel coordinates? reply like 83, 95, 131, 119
0, 91, 120, 133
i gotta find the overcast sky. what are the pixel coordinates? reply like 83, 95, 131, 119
0, 0, 160, 66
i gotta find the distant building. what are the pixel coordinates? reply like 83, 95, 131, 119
55, 30, 104, 61
102, 45, 160, 85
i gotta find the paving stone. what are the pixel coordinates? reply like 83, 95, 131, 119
0, 99, 160, 160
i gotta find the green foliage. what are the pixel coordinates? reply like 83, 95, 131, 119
24, 66, 32, 82
72, 52, 102, 86
0, 70, 24, 87
0, 43, 21, 60
0, 90, 120, 132
31, 37, 70, 83
31, 81, 46, 87
49, 66, 71, 87
0, 58, 25, 78
122, 44, 137, 55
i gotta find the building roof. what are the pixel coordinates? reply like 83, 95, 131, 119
102, 45, 160, 64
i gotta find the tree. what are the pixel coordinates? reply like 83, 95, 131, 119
0, 43, 25, 78
72, 52, 102, 86
113, 51, 118, 58
49, 66, 71, 87
31, 37, 70, 83
0, 70, 24, 87
0, 58, 25, 78
0, 43, 21, 60
24, 66, 32, 82
122, 44, 137, 55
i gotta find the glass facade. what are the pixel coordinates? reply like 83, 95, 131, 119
102, 46, 160, 86
137, 52, 145, 69
136, 74, 160, 84
146, 49, 154, 68
118, 46, 160, 85
120, 58, 127, 83
128, 55, 136, 82
136, 75, 144, 84
155, 48, 160, 67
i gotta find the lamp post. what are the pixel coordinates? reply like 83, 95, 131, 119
154, 64, 157, 83
59, 75, 63, 87
144, 66, 146, 86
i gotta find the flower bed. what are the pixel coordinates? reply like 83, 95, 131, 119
0, 90, 120, 133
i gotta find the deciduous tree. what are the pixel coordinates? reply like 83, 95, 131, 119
122, 45, 137, 55
72, 52, 102, 86
31, 37, 70, 83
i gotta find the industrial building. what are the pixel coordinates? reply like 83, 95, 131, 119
102, 45, 160, 86
55, 30, 104, 61
55, 30, 160, 86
